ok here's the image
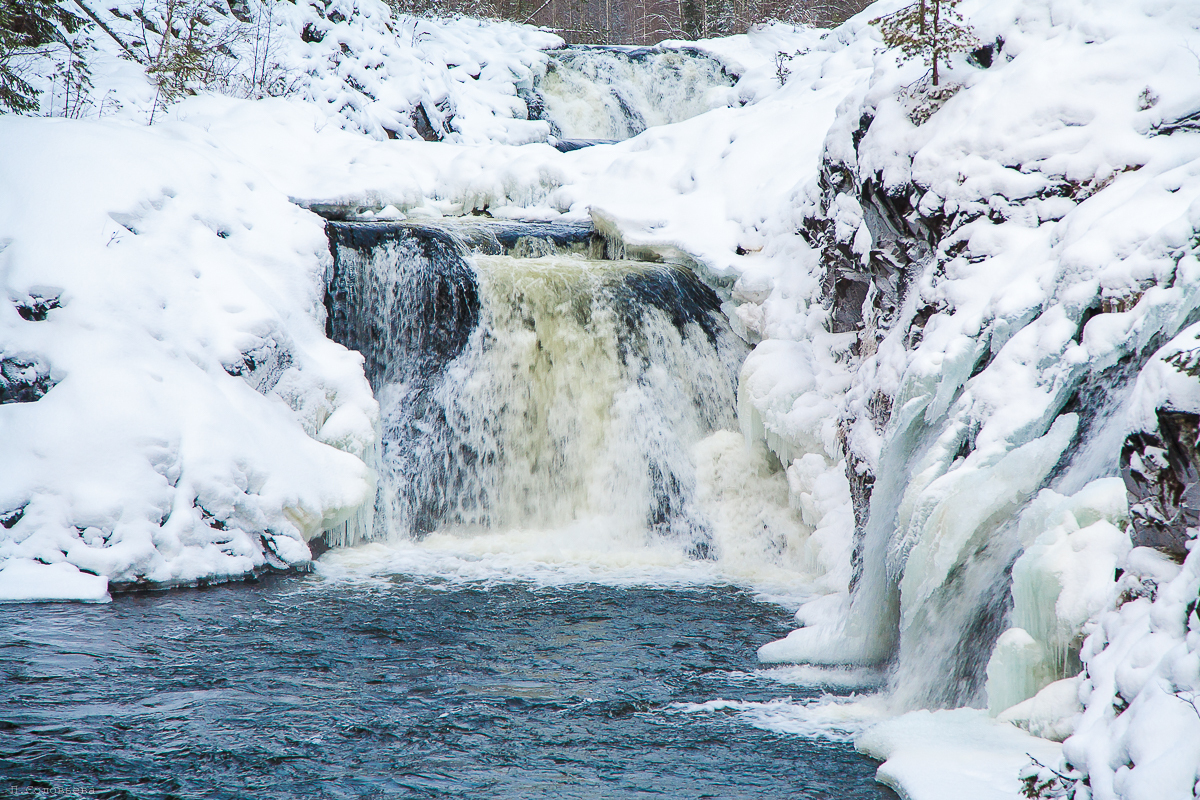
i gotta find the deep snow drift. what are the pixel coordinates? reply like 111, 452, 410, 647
4, 0, 1200, 798
0, 117, 377, 593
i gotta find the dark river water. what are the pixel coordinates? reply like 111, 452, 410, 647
1, 574, 897, 799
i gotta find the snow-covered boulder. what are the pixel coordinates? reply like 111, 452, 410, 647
0, 115, 378, 600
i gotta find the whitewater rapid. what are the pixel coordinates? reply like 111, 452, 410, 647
319, 220, 834, 604
532, 46, 736, 141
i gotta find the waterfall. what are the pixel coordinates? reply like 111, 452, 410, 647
323, 219, 819, 578
530, 46, 735, 142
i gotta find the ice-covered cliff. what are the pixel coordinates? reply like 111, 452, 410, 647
733, 1, 1200, 796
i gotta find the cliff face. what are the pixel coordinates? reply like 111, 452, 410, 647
743, 0, 1200, 793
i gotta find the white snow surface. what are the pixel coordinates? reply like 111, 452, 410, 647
857, 708, 1063, 800
0, 115, 377, 593
1061, 544, 1200, 800
0, 558, 110, 602
27, 0, 563, 143
5, 0, 1200, 798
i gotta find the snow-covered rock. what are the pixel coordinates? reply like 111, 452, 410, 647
857, 707, 1063, 800
0, 115, 378, 597
1063, 544, 1200, 800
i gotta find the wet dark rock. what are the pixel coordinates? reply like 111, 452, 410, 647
804, 163, 937, 351
1121, 410, 1200, 559
517, 86, 545, 121
224, 334, 294, 394
257, 532, 293, 571
13, 290, 62, 321
227, 0, 252, 22
0, 355, 56, 404
1151, 108, 1200, 137
411, 103, 443, 142
300, 22, 325, 43
905, 303, 941, 349
830, 276, 869, 334
319, 216, 600, 255
324, 221, 481, 391
840, 396, 887, 599
619, 265, 725, 345
0, 505, 26, 529
845, 448, 875, 595
967, 37, 1004, 69
452, 218, 599, 256
307, 531, 332, 559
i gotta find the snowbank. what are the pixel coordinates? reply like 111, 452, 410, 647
27, 0, 562, 143
0, 558, 110, 602
1059, 544, 1200, 800
857, 708, 1063, 800
0, 115, 377, 596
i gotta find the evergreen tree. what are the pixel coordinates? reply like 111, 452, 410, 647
872, 0, 977, 86
0, 0, 90, 112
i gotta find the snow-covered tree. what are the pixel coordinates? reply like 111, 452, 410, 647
0, 0, 91, 113
872, 0, 978, 86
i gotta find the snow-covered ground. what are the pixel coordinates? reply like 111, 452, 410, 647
4, 0, 1200, 797
0, 113, 378, 593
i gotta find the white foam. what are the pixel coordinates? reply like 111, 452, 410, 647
316, 532, 819, 606
674, 695, 887, 742
753, 665, 887, 691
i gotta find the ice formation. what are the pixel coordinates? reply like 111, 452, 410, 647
5, 0, 1200, 796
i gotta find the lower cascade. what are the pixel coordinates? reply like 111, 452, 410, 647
323, 220, 810, 577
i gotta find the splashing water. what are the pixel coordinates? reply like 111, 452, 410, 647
534, 46, 735, 141
323, 221, 823, 595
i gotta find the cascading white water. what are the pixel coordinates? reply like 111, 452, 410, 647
325, 221, 821, 587
534, 47, 735, 141
383, 252, 746, 551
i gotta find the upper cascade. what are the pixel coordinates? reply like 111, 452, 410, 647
529, 46, 737, 142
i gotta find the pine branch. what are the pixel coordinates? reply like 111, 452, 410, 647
71, 0, 145, 63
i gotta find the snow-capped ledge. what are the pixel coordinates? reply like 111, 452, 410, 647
857, 709, 1062, 800
0, 559, 111, 603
